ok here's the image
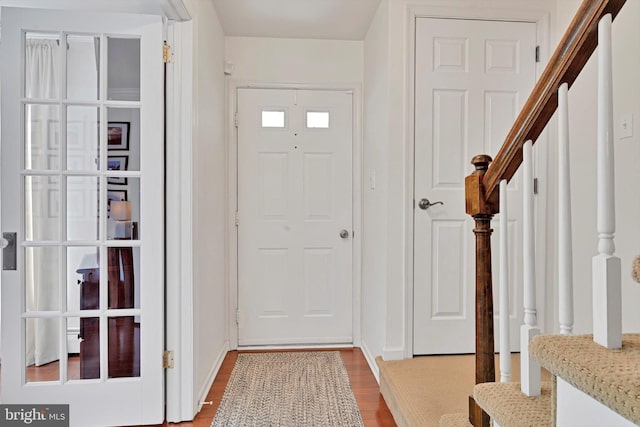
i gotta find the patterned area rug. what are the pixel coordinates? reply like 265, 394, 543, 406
211, 351, 365, 427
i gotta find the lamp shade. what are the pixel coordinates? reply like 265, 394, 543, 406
111, 200, 131, 221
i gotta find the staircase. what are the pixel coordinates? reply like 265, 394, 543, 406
442, 0, 637, 426
379, 0, 638, 424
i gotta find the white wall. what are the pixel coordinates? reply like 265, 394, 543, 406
553, 0, 640, 334
183, 0, 228, 417
225, 36, 363, 84
362, 0, 389, 374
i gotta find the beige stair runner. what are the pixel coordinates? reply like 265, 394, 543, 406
530, 333, 640, 425
438, 413, 472, 427
473, 380, 555, 427
376, 355, 477, 427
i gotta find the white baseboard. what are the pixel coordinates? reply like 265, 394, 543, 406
360, 340, 379, 383
197, 340, 229, 412
382, 346, 405, 361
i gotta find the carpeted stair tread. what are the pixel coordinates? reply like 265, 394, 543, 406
530, 333, 640, 424
439, 413, 472, 427
376, 355, 476, 427
473, 381, 554, 427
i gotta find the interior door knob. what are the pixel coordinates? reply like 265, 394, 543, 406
418, 198, 444, 210
339, 229, 350, 239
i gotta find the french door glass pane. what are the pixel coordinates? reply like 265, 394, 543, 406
68, 247, 100, 311
67, 106, 100, 171
25, 317, 61, 383
107, 38, 140, 101
66, 35, 100, 101
24, 176, 61, 241
70, 316, 100, 380
107, 247, 140, 310
25, 247, 60, 312
108, 316, 140, 378
107, 177, 140, 239
107, 108, 139, 171
25, 104, 61, 170
66, 176, 99, 241
25, 33, 60, 100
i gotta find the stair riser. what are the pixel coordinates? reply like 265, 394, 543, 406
556, 378, 635, 427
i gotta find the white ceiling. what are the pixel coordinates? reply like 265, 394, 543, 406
211, 0, 383, 41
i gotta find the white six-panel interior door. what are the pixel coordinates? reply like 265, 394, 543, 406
237, 88, 354, 346
413, 17, 537, 355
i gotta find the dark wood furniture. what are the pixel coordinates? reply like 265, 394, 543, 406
78, 246, 139, 379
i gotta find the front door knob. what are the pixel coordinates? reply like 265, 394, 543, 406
418, 198, 444, 210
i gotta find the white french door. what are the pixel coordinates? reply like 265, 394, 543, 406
237, 88, 353, 346
413, 17, 537, 355
0, 7, 164, 426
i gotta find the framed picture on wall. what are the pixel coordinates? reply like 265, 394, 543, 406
107, 156, 128, 184
107, 122, 130, 150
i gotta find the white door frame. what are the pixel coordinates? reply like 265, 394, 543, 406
405, 2, 553, 358
165, 19, 198, 422
227, 81, 363, 350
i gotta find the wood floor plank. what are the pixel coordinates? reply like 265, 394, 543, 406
146, 348, 395, 427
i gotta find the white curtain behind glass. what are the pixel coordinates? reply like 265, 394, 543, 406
25, 39, 60, 366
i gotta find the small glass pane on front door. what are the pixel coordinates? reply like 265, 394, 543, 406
306, 111, 330, 129
261, 110, 285, 128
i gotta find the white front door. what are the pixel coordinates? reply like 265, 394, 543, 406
237, 88, 353, 346
413, 17, 536, 354
0, 8, 164, 426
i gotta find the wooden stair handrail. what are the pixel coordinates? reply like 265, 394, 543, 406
466, 1, 627, 425
482, 0, 626, 204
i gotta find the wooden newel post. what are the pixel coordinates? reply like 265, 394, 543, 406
465, 154, 498, 427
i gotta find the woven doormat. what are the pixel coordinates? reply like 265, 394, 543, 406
211, 351, 364, 427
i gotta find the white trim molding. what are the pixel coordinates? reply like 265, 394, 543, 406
361, 340, 380, 383
196, 341, 229, 411
165, 18, 196, 423
226, 80, 364, 350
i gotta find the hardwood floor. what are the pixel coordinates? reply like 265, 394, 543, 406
148, 348, 396, 427
1, 348, 395, 426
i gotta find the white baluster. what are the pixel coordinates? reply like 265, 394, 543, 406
499, 180, 511, 383
593, 13, 622, 349
558, 83, 574, 336
521, 140, 541, 396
